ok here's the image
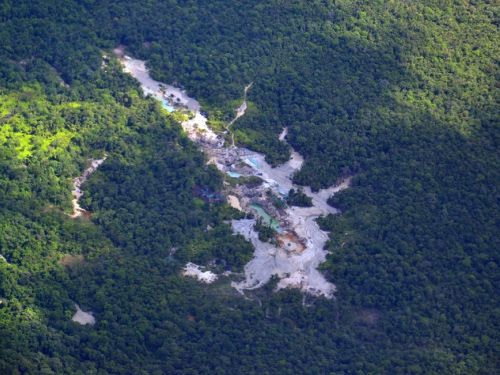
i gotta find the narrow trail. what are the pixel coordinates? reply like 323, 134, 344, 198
226, 82, 253, 147
0, 254, 11, 265
69, 157, 106, 218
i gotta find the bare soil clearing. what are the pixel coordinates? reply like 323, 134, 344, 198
72, 303, 95, 325
69, 157, 106, 218
228, 195, 243, 211
116, 50, 351, 297
114, 46, 200, 112
182, 262, 218, 283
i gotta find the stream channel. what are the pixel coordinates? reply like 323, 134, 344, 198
115, 49, 351, 298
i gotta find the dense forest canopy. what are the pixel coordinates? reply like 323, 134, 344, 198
0, 0, 499, 373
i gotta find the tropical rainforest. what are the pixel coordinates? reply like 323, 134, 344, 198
1, 0, 499, 373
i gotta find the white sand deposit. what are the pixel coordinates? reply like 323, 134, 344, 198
72, 303, 95, 325
114, 46, 200, 112
182, 262, 218, 283
70, 157, 106, 218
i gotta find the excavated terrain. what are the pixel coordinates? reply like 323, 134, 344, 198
116, 50, 352, 298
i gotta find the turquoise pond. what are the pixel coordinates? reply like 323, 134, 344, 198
154, 97, 175, 112
250, 204, 282, 232
226, 171, 242, 178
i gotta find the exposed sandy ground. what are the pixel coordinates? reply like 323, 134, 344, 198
231, 219, 281, 292
70, 157, 106, 218
114, 47, 200, 112
231, 202, 337, 298
277, 233, 305, 253
72, 303, 95, 325
226, 141, 347, 297
228, 195, 243, 211
206, 156, 226, 172
279, 127, 288, 141
182, 262, 218, 283
182, 112, 222, 147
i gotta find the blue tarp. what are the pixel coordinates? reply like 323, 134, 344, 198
247, 157, 259, 167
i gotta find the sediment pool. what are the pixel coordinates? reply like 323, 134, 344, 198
250, 204, 281, 231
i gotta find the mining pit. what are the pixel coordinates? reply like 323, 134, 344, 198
115, 48, 353, 298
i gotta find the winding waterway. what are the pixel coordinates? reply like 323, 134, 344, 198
115, 50, 351, 298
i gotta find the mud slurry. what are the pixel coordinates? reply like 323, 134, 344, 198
115, 49, 351, 298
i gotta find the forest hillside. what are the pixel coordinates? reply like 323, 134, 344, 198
0, 0, 499, 373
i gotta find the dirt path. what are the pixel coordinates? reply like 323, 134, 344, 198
0, 254, 11, 265
226, 82, 253, 147
69, 157, 106, 218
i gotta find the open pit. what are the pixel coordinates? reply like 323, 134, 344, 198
277, 233, 306, 253
116, 48, 352, 298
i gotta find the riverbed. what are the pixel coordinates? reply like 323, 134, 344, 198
115, 49, 351, 298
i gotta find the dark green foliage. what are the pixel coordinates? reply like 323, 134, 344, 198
0, 0, 500, 373
266, 189, 286, 210
242, 176, 264, 189
83, 137, 253, 269
287, 188, 312, 208
254, 219, 277, 242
